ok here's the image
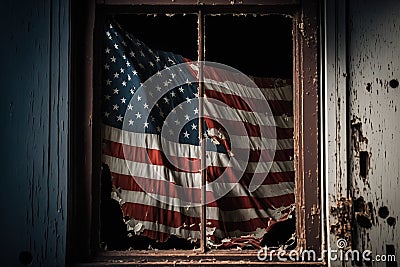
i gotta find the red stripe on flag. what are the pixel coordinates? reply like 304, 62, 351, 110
206, 89, 293, 116
103, 139, 293, 164
204, 117, 293, 139
121, 202, 288, 232
112, 172, 295, 199
103, 139, 200, 173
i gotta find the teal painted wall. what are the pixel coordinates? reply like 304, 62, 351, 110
0, 0, 69, 266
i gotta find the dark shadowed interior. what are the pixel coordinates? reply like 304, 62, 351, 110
116, 13, 292, 78
103, 13, 294, 251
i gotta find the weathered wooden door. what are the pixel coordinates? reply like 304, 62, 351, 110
348, 0, 400, 265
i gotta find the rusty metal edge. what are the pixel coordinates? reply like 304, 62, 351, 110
293, 0, 321, 256
97, 0, 299, 6
197, 10, 207, 253
78, 261, 324, 266
95, 5, 297, 16
67, 0, 97, 264
86, 250, 326, 265
71, 0, 323, 264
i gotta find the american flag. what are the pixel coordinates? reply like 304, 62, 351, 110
101, 19, 295, 244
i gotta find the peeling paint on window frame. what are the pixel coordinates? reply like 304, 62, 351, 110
69, 0, 322, 265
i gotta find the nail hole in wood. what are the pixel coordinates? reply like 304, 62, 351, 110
389, 79, 399, 89
359, 151, 369, 179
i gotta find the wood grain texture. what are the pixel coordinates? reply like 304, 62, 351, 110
348, 1, 400, 265
0, 0, 69, 265
323, 1, 350, 266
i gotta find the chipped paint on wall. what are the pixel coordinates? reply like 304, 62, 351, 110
0, 0, 69, 266
348, 0, 400, 265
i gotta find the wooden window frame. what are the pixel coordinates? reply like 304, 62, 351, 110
68, 0, 321, 265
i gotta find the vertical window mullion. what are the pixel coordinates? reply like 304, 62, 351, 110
197, 9, 207, 253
